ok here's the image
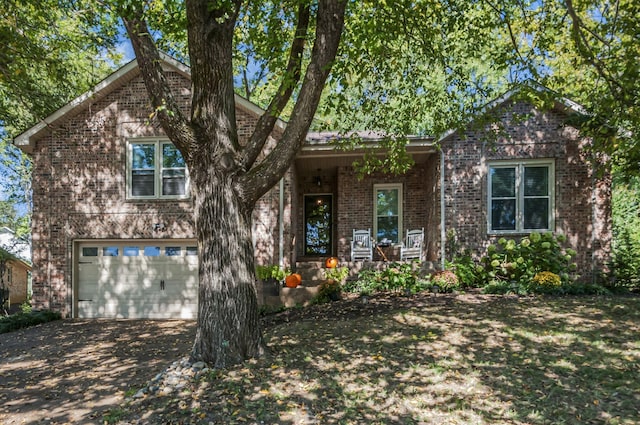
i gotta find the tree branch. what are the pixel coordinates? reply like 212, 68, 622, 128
121, 7, 194, 159
241, 0, 347, 204
186, 0, 242, 157
565, 0, 623, 97
239, 1, 311, 172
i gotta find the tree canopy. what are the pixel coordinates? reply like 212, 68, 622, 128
4, 1, 638, 160
0, 0, 122, 235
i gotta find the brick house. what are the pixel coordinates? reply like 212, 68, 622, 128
14, 56, 610, 319
0, 227, 32, 307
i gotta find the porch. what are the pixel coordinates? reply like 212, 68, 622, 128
293, 136, 441, 266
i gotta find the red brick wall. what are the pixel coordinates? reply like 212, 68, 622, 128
30, 70, 288, 315
334, 160, 440, 262
440, 100, 611, 282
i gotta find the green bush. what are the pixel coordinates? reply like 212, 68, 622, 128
343, 262, 430, 296
560, 282, 610, 295
256, 265, 288, 281
314, 280, 342, 304
323, 266, 349, 283
447, 253, 482, 287
609, 176, 640, 290
431, 270, 461, 292
482, 280, 527, 295
477, 232, 578, 289
0, 310, 62, 334
313, 266, 350, 304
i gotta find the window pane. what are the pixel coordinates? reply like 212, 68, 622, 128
524, 198, 549, 229
123, 246, 139, 256
377, 216, 399, 243
524, 167, 549, 196
162, 169, 186, 196
163, 143, 186, 168
82, 247, 98, 257
165, 247, 181, 256
491, 199, 516, 230
144, 246, 161, 256
491, 167, 516, 197
376, 189, 399, 216
186, 246, 198, 256
132, 170, 155, 197
103, 247, 119, 257
132, 144, 155, 169
304, 195, 332, 255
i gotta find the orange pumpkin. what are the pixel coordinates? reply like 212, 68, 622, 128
285, 273, 302, 288
325, 257, 339, 269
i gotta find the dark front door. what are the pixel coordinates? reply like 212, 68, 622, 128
304, 194, 333, 256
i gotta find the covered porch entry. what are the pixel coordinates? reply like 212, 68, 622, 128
291, 135, 442, 284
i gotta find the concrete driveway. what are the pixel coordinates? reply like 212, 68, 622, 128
0, 319, 196, 424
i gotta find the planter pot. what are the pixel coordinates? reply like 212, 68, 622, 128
261, 278, 280, 296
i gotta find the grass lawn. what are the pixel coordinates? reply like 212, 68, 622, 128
114, 293, 640, 424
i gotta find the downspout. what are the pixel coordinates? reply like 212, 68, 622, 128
440, 150, 446, 270
279, 177, 284, 268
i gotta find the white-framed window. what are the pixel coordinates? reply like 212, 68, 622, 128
127, 139, 189, 199
487, 159, 554, 234
373, 183, 403, 244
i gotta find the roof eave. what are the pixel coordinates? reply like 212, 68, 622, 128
13, 59, 143, 153
300, 137, 436, 155
436, 83, 589, 143
12, 53, 286, 153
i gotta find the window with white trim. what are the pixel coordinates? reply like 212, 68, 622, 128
374, 183, 403, 243
488, 160, 554, 233
127, 139, 189, 199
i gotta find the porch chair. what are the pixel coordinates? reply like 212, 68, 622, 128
400, 228, 424, 261
350, 229, 374, 261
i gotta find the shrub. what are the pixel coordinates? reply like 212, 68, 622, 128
609, 176, 640, 291
476, 232, 578, 290
314, 280, 342, 304
313, 266, 350, 304
528, 271, 562, 294
447, 253, 482, 287
256, 265, 288, 281
0, 310, 62, 334
343, 262, 429, 296
431, 270, 460, 293
20, 301, 32, 314
561, 282, 610, 295
323, 266, 349, 283
343, 268, 379, 295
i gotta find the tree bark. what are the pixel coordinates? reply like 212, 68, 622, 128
122, 0, 347, 368
189, 169, 262, 367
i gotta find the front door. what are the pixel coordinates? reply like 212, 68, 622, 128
304, 194, 333, 256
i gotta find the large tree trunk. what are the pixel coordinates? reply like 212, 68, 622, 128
189, 168, 262, 367
123, 0, 346, 368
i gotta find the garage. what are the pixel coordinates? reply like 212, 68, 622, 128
76, 241, 199, 319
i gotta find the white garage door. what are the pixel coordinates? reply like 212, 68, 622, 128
76, 241, 198, 319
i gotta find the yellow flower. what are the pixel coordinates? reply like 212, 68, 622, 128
532, 271, 561, 287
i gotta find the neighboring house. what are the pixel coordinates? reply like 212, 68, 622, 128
14, 56, 610, 319
0, 227, 32, 307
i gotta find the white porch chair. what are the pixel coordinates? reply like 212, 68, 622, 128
400, 228, 424, 261
350, 229, 374, 261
